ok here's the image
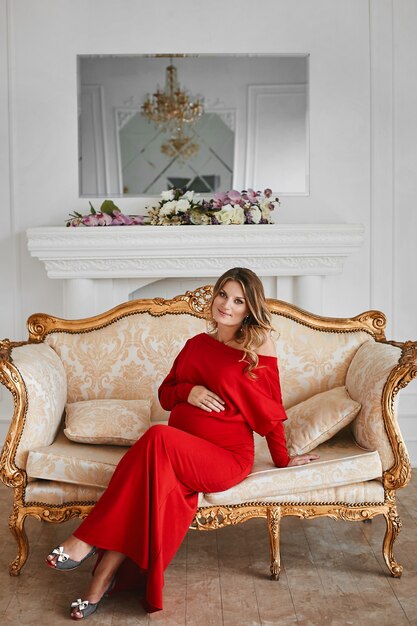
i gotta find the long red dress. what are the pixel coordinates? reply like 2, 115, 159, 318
74, 333, 290, 612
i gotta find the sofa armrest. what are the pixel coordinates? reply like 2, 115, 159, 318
346, 340, 417, 489
0, 340, 67, 486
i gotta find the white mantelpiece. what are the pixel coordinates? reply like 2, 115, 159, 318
27, 224, 364, 318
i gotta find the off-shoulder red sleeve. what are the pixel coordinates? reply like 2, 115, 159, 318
158, 349, 194, 411
238, 360, 290, 467
265, 422, 291, 467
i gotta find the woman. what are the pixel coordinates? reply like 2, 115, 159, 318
46, 267, 318, 620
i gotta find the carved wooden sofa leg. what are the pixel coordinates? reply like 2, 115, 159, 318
383, 506, 403, 578
267, 507, 281, 580
8, 505, 30, 576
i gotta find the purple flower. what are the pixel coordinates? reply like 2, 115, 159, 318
264, 188, 272, 198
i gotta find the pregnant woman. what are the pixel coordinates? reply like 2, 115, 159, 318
45, 267, 318, 620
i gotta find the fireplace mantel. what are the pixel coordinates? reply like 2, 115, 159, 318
27, 224, 364, 318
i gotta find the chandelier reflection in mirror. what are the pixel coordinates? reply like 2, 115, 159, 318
141, 58, 204, 162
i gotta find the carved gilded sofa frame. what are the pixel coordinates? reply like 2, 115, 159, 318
0, 287, 416, 581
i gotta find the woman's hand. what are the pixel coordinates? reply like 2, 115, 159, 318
287, 453, 320, 467
187, 385, 225, 413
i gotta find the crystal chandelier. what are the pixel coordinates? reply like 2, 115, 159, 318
141, 59, 204, 160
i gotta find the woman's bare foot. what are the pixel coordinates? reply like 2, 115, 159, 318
46, 535, 95, 568
70, 550, 126, 619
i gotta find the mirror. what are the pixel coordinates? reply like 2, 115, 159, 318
78, 54, 309, 197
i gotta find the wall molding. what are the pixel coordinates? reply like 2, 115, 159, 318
246, 83, 309, 195
369, 0, 395, 333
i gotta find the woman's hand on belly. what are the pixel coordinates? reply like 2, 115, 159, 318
187, 385, 225, 413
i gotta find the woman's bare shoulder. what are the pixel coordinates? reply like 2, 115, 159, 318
256, 334, 277, 357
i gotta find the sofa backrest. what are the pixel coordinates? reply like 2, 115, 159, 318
45, 312, 205, 421
272, 313, 372, 408
38, 289, 379, 420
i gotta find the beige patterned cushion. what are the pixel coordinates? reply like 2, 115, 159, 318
200, 480, 385, 506
64, 399, 151, 445
284, 387, 361, 455
12, 343, 67, 469
204, 430, 382, 506
346, 341, 402, 471
25, 480, 105, 505
26, 429, 382, 503
26, 432, 128, 488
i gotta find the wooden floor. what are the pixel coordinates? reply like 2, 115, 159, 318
1, 478, 416, 625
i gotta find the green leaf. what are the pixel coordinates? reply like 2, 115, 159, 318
100, 199, 120, 215
89, 201, 96, 215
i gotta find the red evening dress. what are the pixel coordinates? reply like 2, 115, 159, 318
74, 333, 290, 613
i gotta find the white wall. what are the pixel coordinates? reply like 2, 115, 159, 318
0, 0, 416, 462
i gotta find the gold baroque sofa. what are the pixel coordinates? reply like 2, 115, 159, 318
0, 286, 416, 581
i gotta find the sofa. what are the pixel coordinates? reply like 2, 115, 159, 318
0, 285, 416, 581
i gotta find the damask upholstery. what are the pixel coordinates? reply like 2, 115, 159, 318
204, 430, 382, 505
45, 314, 205, 421
12, 343, 67, 468
271, 314, 372, 408
26, 432, 127, 488
64, 398, 151, 445
346, 341, 402, 471
25, 428, 382, 505
284, 386, 361, 455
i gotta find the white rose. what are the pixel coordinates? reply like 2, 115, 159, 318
183, 190, 195, 202
260, 198, 272, 211
216, 209, 232, 225
249, 206, 262, 224
190, 210, 210, 225
159, 200, 177, 216
229, 205, 245, 225
261, 205, 271, 222
161, 190, 175, 201
175, 199, 191, 213
221, 203, 234, 212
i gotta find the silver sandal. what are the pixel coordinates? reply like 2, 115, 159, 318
45, 545, 96, 571
70, 578, 115, 621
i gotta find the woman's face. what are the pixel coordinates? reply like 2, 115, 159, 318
212, 280, 249, 330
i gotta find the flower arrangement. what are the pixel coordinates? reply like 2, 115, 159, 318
147, 188, 279, 226
66, 200, 145, 227
65, 189, 279, 227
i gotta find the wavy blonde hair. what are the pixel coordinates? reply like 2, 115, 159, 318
207, 267, 274, 377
